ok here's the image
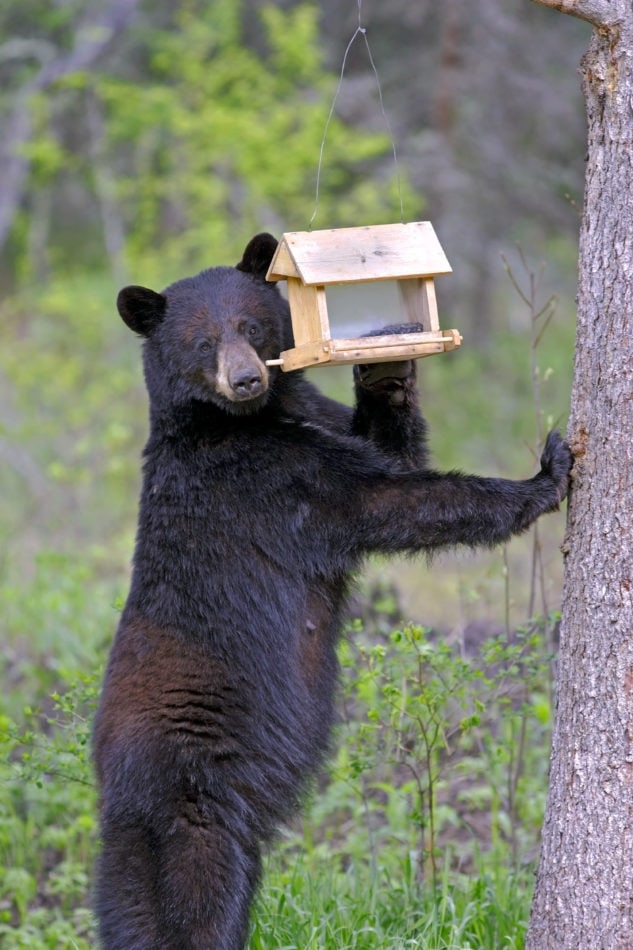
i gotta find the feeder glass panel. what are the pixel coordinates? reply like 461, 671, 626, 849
314, 281, 404, 342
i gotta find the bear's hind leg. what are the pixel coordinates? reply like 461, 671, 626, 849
95, 821, 166, 950
157, 811, 261, 950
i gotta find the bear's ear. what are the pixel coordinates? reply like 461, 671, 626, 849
117, 285, 166, 336
236, 232, 278, 281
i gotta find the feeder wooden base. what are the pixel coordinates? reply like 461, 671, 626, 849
268, 328, 462, 372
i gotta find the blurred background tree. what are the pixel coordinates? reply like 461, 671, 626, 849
1, 0, 588, 297
313, 0, 589, 341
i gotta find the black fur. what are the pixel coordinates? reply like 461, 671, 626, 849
93, 233, 572, 949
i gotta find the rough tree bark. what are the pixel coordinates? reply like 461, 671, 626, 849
527, 2, 633, 948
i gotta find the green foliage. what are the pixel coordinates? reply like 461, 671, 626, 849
252, 855, 532, 949
246, 618, 556, 948
0, 548, 117, 946
3, 0, 420, 285
421, 311, 573, 477
0, 675, 98, 947
335, 620, 552, 871
0, 275, 142, 563
20, 97, 69, 183
92, 0, 417, 279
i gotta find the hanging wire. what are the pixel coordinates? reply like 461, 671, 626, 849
309, 0, 405, 229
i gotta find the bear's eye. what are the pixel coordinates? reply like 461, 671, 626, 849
247, 325, 258, 339
198, 340, 211, 353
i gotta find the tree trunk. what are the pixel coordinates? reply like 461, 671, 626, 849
527, 3, 633, 948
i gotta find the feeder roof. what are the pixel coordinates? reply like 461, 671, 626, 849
266, 221, 452, 286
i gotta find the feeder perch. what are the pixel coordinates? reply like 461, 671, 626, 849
265, 221, 462, 372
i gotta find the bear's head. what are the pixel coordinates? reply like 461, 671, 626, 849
117, 233, 293, 416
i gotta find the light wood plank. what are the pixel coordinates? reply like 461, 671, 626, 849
328, 331, 456, 351
286, 280, 330, 347
276, 340, 333, 371
266, 240, 300, 280
268, 222, 452, 286
275, 329, 462, 371
329, 341, 446, 363
398, 277, 440, 331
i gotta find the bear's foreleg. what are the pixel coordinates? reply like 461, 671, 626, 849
351, 430, 573, 555
352, 323, 429, 468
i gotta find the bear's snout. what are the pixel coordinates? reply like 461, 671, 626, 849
216, 342, 270, 404
229, 367, 266, 400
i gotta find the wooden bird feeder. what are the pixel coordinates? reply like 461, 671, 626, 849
265, 221, 462, 372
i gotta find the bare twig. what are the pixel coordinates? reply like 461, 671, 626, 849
502, 249, 559, 619
531, 0, 617, 29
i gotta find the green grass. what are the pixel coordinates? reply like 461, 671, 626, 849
252, 848, 532, 949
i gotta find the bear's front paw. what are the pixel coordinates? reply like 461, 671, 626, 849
539, 430, 573, 503
354, 323, 422, 406
354, 361, 414, 406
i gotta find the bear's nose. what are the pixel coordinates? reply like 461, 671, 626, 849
231, 369, 265, 399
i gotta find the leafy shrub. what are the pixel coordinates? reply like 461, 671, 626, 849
1, 675, 99, 948
0, 607, 555, 948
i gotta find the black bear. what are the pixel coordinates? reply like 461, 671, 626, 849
93, 233, 572, 949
